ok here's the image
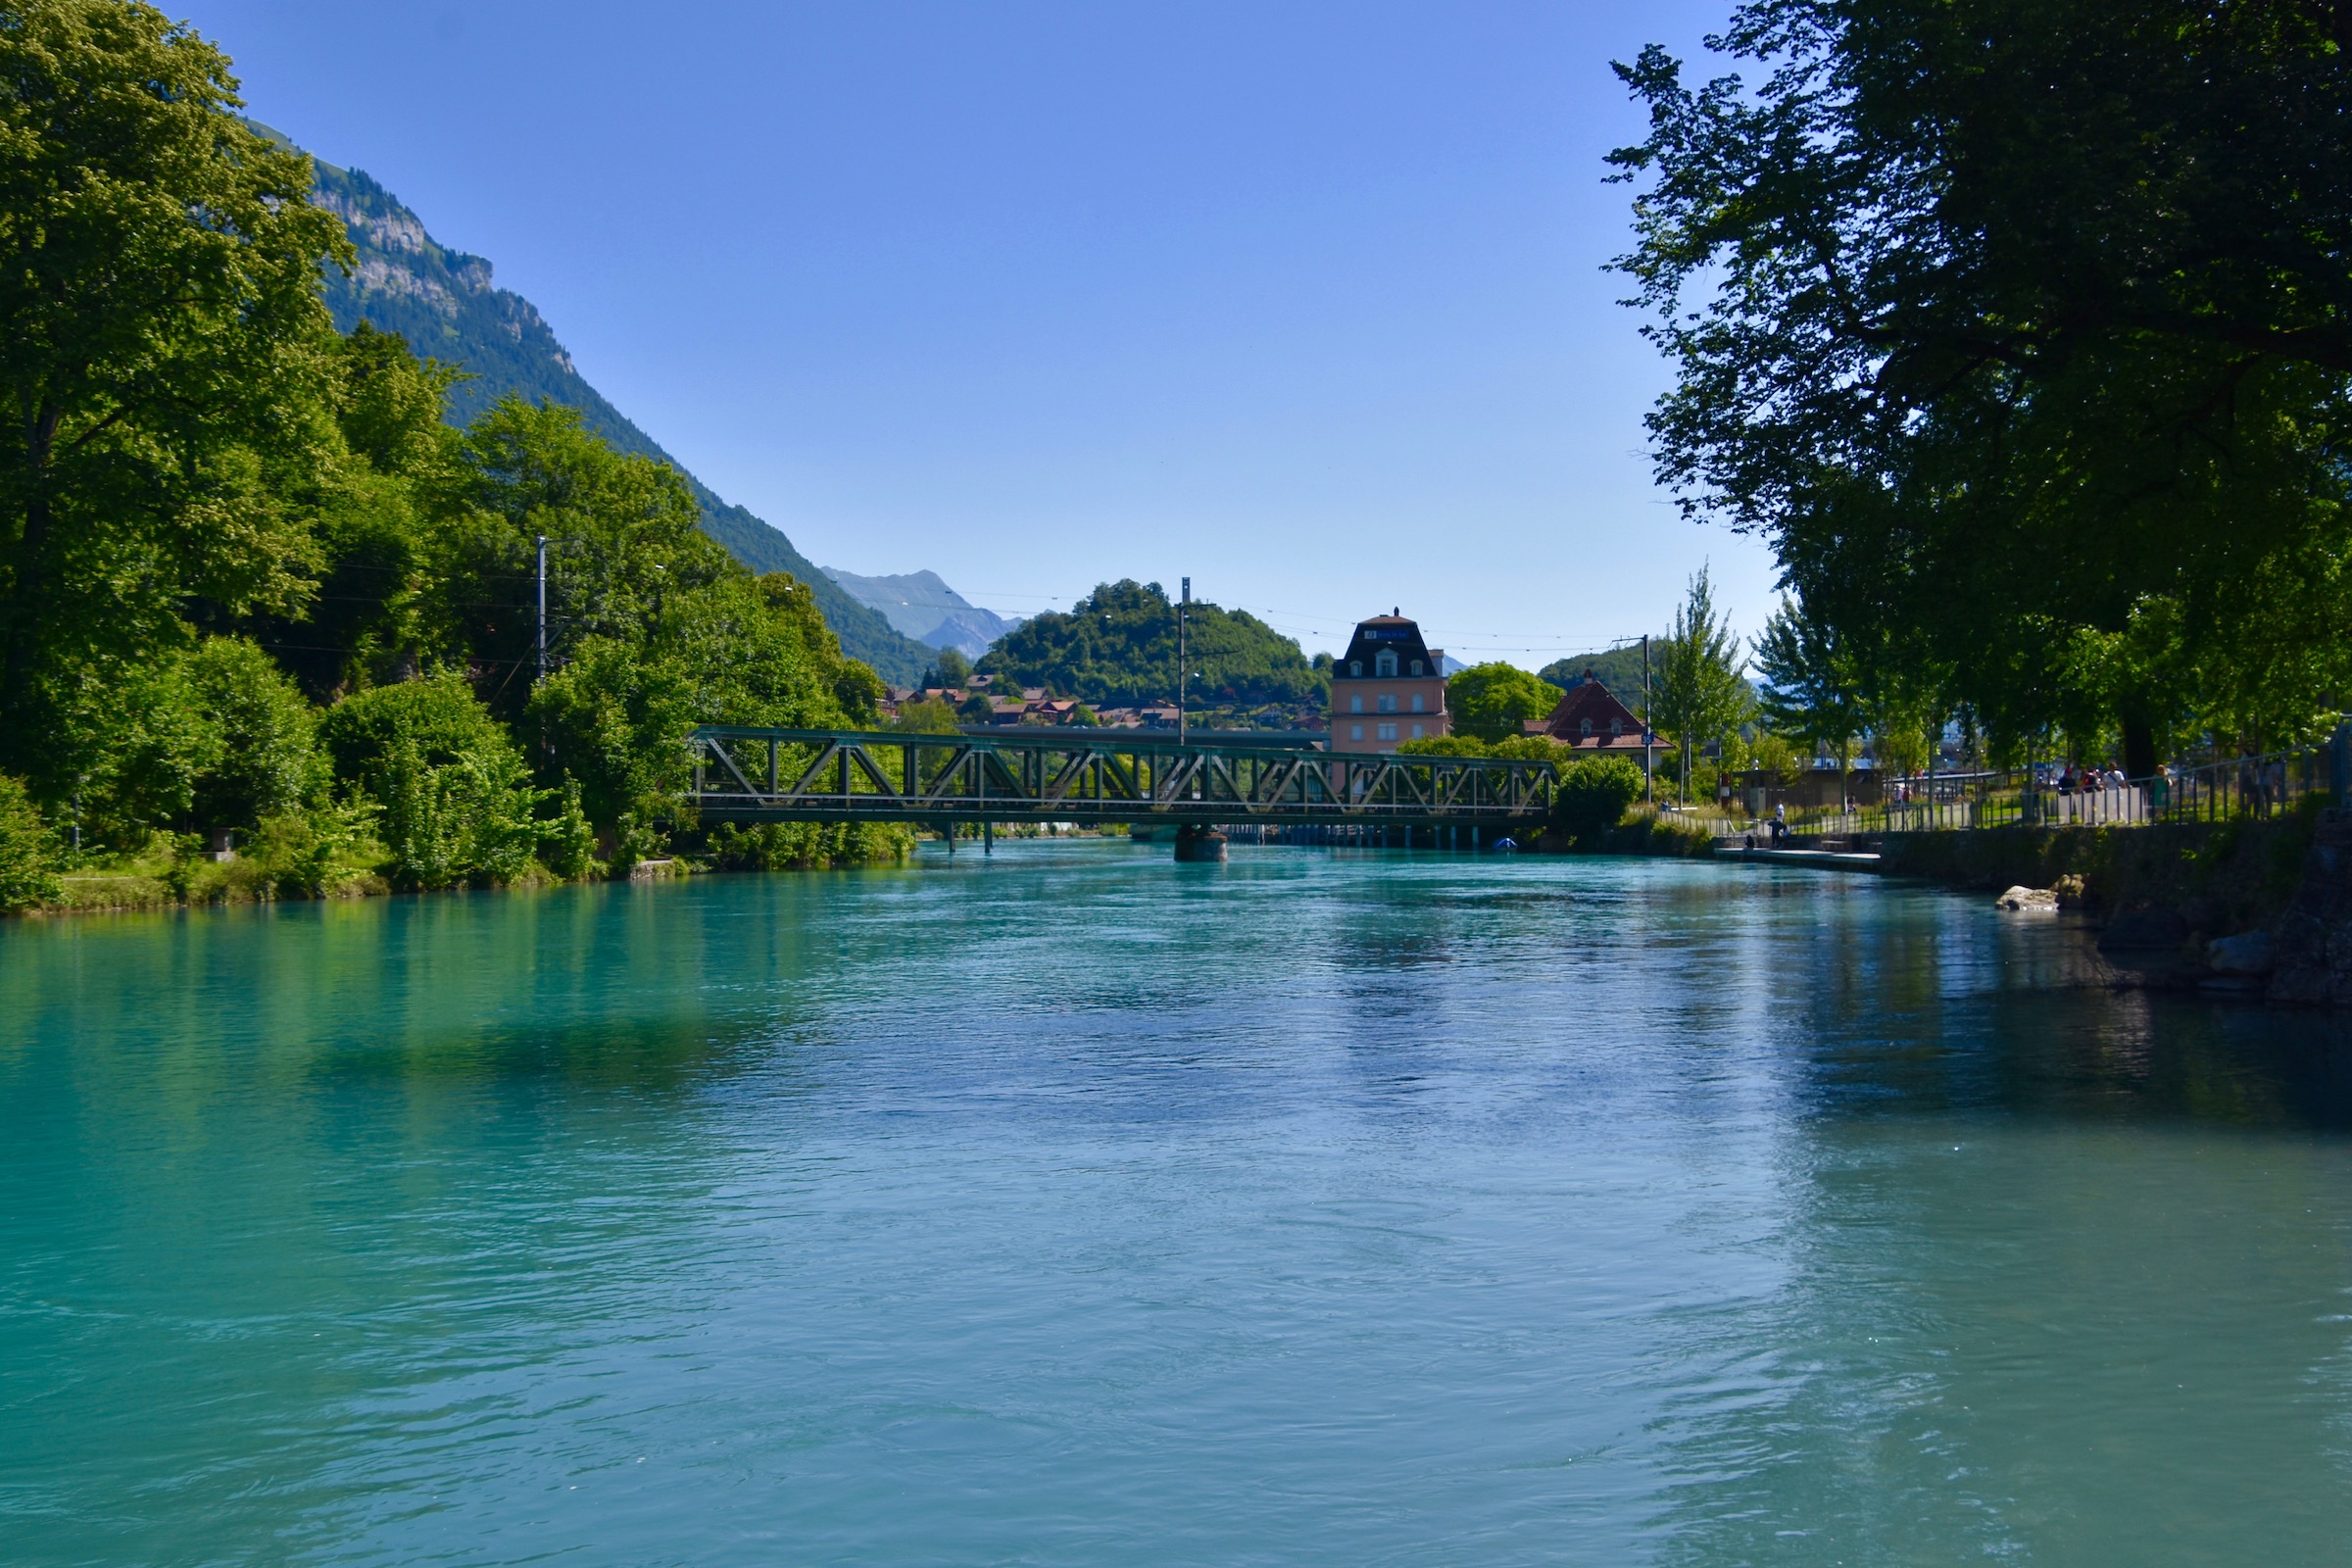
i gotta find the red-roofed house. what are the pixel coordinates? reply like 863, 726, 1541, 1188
1525, 673, 1647, 751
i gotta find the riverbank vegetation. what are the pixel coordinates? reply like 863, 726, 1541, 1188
0, 3, 906, 913
1613, 0, 2352, 772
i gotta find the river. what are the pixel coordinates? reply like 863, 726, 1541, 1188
4, 842, 2350, 1565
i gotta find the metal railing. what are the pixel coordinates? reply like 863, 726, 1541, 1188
1724, 732, 2344, 842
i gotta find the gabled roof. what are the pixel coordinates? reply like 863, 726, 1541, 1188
1532, 675, 1645, 746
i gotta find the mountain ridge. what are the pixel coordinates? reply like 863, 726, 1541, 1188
288, 135, 933, 684
820, 567, 1020, 661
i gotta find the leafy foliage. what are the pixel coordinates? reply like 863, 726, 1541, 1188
0, 773, 61, 911
308, 157, 937, 682
1448, 663, 1564, 744
1398, 733, 1578, 763
1646, 568, 1751, 801
978, 580, 1325, 710
0, 7, 911, 902
0, 0, 350, 803
1751, 597, 1862, 775
1612, 0, 2352, 761
1552, 757, 1646, 846
377, 737, 542, 891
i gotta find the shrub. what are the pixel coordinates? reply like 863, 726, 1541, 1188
242, 801, 380, 898
707, 820, 913, 869
537, 777, 604, 881
188, 638, 325, 830
0, 774, 62, 912
1552, 756, 1646, 846
380, 738, 545, 890
1398, 734, 1492, 758
319, 672, 511, 799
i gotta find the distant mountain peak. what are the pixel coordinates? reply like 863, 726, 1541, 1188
821, 566, 1022, 660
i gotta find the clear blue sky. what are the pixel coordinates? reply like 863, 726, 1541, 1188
179, 0, 1777, 666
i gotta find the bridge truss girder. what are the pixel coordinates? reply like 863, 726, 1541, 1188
687, 727, 1556, 828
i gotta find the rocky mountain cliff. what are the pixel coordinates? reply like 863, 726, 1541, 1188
293, 138, 933, 684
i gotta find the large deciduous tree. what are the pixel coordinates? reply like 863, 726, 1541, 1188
1611, 0, 2352, 769
1447, 662, 1563, 744
0, 0, 349, 794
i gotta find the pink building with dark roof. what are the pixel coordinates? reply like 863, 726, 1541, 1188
1329, 611, 1449, 754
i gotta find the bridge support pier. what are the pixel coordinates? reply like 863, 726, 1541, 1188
1173, 824, 1228, 862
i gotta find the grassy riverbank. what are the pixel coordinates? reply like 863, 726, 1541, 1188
8, 818, 916, 919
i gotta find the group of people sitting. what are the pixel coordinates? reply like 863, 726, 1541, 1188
2054, 763, 2131, 795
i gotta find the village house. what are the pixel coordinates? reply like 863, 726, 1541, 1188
1524, 671, 1647, 751
1329, 611, 1449, 754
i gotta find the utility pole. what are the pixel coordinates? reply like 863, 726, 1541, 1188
535, 534, 549, 681
1178, 576, 1190, 745
1642, 633, 1654, 804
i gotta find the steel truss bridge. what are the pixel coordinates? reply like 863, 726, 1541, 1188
687, 727, 1557, 830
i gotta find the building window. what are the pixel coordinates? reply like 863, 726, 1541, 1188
1410, 660, 1424, 676
1410, 693, 1424, 713
1377, 722, 1397, 741
1349, 661, 1362, 676
1349, 723, 1364, 741
1371, 694, 1392, 713
1410, 722, 1424, 739
1610, 718, 1623, 735
1580, 718, 1593, 736
1349, 695, 1363, 714
1376, 651, 1397, 677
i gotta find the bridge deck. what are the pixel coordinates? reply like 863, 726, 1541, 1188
688, 727, 1557, 828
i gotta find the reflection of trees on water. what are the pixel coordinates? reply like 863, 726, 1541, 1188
1628, 874, 2352, 1563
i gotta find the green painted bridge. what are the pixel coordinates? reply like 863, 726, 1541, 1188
688, 727, 1557, 830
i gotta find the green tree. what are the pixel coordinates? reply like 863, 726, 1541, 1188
1552, 756, 1645, 847
1447, 662, 1563, 744
438, 397, 721, 726
1751, 595, 1862, 790
377, 736, 543, 891
186, 638, 324, 831
1648, 567, 1750, 805
0, 0, 349, 801
891, 696, 961, 735
1611, 0, 2352, 769
251, 323, 467, 701
921, 647, 972, 688
319, 671, 512, 799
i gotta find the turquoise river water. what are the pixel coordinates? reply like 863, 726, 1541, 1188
5, 843, 2352, 1565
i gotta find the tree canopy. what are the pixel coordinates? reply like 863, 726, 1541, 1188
1447, 662, 1563, 743
1613, 0, 2352, 767
0, 1, 897, 882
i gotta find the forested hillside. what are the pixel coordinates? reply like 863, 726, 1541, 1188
297, 143, 934, 683
1540, 644, 1658, 699
978, 580, 1327, 710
